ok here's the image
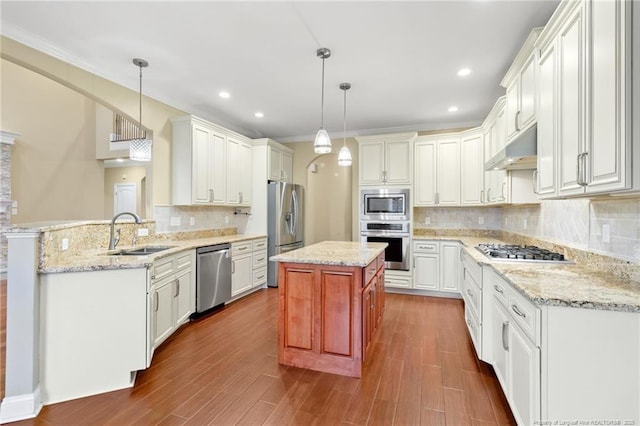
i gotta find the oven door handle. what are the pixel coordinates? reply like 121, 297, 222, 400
360, 232, 411, 238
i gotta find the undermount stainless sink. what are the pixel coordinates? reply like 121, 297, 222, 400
109, 246, 174, 256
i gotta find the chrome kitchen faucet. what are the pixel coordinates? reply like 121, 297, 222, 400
108, 211, 142, 250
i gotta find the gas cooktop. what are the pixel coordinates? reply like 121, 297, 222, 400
476, 244, 572, 263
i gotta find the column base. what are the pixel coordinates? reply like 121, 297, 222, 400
0, 386, 42, 424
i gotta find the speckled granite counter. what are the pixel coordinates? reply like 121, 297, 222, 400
414, 233, 640, 313
40, 234, 265, 274
270, 240, 387, 267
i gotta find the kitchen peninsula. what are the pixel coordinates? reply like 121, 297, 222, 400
270, 241, 387, 378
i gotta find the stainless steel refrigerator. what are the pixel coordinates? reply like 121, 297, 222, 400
267, 182, 304, 287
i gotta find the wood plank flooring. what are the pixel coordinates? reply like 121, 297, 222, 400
9, 287, 515, 425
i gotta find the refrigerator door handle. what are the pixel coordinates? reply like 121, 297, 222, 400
291, 189, 298, 235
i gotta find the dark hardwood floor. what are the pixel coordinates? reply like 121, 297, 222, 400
9, 287, 515, 425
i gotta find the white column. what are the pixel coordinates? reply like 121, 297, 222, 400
0, 231, 42, 423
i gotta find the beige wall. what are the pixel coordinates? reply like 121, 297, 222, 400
104, 166, 147, 218
1, 59, 105, 223
1, 36, 187, 211
284, 138, 360, 242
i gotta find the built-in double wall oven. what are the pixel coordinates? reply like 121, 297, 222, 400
360, 188, 411, 271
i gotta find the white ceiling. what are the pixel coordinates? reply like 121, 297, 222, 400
1, 1, 559, 142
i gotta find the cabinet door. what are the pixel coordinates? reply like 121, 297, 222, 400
414, 141, 436, 206
440, 242, 460, 292
558, 6, 585, 197
519, 55, 536, 130
385, 140, 411, 184
485, 170, 507, 204
281, 151, 293, 183
268, 146, 282, 181
436, 138, 460, 206
174, 268, 192, 327
537, 40, 558, 197
153, 279, 175, 348
491, 300, 510, 392
376, 269, 385, 322
360, 142, 385, 185
192, 125, 212, 204
508, 321, 541, 426
414, 253, 439, 290
460, 132, 484, 206
505, 80, 519, 141
232, 253, 253, 296
586, 0, 629, 193
210, 131, 227, 204
362, 283, 374, 357
226, 137, 240, 204
238, 140, 252, 205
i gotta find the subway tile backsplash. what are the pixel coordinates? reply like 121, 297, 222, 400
414, 197, 640, 262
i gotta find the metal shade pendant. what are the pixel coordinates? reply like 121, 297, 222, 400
313, 48, 332, 154
337, 82, 352, 166
130, 58, 152, 162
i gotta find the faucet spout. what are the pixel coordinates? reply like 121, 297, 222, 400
109, 212, 142, 250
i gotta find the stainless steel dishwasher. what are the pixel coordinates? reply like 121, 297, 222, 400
195, 243, 232, 315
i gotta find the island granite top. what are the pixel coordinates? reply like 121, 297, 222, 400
270, 241, 388, 267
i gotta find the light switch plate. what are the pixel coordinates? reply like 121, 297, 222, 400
190, 217, 195, 226
137, 228, 149, 237
61, 238, 69, 251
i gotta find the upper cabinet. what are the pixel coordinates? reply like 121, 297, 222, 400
172, 115, 253, 206
267, 144, 293, 183
502, 28, 543, 144
460, 129, 485, 206
414, 134, 460, 206
357, 133, 417, 186
535, 0, 638, 197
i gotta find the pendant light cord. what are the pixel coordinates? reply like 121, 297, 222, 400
320, 56, 325, 129
138, 64, 143, 139
343, 86, 347, 147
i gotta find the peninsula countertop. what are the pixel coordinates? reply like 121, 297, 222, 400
269, 241, 387, 267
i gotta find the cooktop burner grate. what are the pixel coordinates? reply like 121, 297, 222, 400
476, 244, 571, 263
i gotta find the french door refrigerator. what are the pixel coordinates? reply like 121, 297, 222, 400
267, 182, 304, 287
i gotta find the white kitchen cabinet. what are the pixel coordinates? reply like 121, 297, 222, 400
413, 252, 439, 291
440, 241, 460, 292
268, 144, 293, 183
172, 115, 253, 206
460, 130, 485, 206
502, 28, 542, 144
356, 133, 417, 186
411, 240, 460, 294
252, 237, 268, 288
461, 248, 483, 358
536, 35, 558, 198
231, 241, 254, 297
414, 135, 460, 206
535, 0, 638, 198
151, 276, 175, 348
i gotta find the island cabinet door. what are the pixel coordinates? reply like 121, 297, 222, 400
320, 270, 358, 357
280, 266, 314, 351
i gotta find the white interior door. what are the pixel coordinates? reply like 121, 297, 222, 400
114, 183, 137, 215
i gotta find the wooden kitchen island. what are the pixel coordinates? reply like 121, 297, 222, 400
270, 241, 387, 378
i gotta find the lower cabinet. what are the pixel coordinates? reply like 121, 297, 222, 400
411, 240, 460, 294
148, 250, 195, 363
232, 238, 267, 297
461, 248, 484, 359
363, 256, 385, 358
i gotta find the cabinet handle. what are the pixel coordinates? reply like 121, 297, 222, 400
154, 292, 159, 312
256, 274, 265, 280
174, 279, 180, 297
459, 248, 463, 262
494, 285, 504, 294
576, 153, 589, 186
209, 189, 214, 202
487, 187, 491, 202
500, 182, 506, 200
502, 321, 510, 351
466, 289, 473, 298
232, 260, 235, 274
511, 304, 527, 318
515, 111, 521, 131
581, 152, 589, 186
381, 170, 387, 183
463, 268, 466, 280
532, 170, 539, 194
480, 190, 484, 204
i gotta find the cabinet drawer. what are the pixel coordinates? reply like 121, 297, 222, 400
253, 267, 267, 286
464, 304, 481, 358
377, 252, 385, 269
175, 250, 193, 271
385, 275, 411, 288
363, 259, 378, 286
151, 255, 175, 282
252, 249, 268, 269
232, 241, 252, 256
413, 240, 439, 253
252, 238, 267, 251
491, 275, 509, 306
462, 272, 482, 320
462, 254, 482, 288
508, 289, 541, 345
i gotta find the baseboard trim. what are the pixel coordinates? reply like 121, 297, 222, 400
0, 386, 42, 424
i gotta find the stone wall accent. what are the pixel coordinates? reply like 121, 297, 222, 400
0, 131, 20, 274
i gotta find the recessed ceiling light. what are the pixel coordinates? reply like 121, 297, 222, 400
448, 106, 459, 112
457, 68, 472, 77
254, 112, 264, 118
219, 91, 230, 99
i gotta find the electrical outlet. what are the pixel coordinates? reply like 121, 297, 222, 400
602, 224, 610, 243
61, 238, 69, 251
225, 216, 230, 224
478, 216, 484, 225
170, 216, 181, 227
190, 217, 195, 226
137, 228, 149, 237
425, 217, 431, 225
523, 219, 528, 230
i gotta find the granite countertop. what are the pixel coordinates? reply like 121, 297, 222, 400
270, 241, 387, 267
41, 234, 266, 274
414, 234, 640, 313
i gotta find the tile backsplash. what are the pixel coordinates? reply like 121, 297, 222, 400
154, 205, 249, 234
414, 197, 640, 262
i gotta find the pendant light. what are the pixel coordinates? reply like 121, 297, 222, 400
313, 48, 332, 154
338, 83, 352, 167
129, 58, 152, 162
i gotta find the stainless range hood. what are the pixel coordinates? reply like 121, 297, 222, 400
485, 124, 537, 171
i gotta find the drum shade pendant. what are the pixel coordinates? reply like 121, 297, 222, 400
338, 83, 352, 167
129, 58, 152, 161
313, 48, 332, 154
